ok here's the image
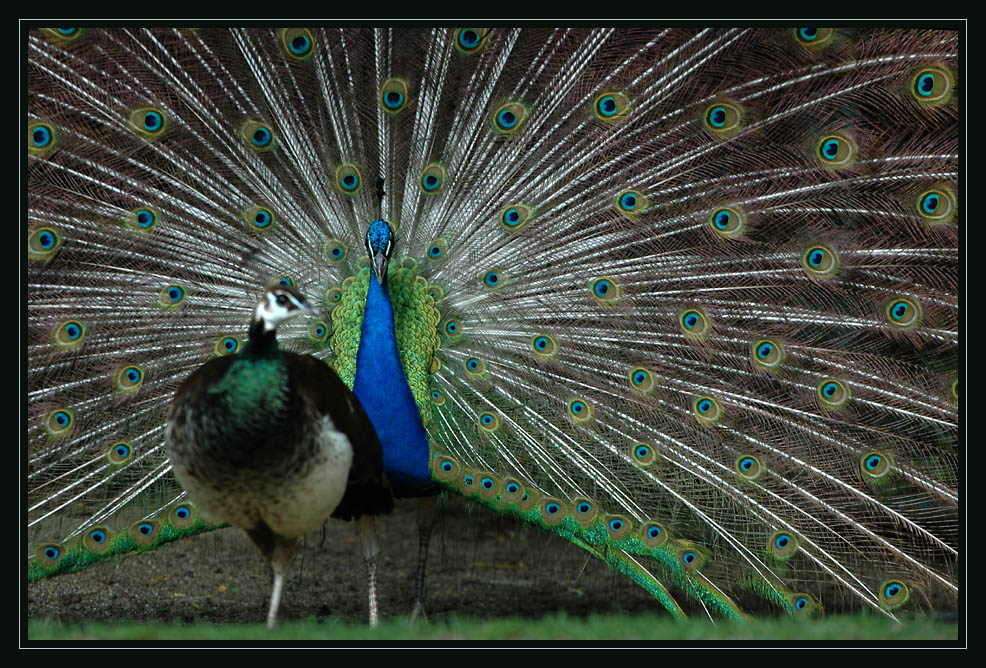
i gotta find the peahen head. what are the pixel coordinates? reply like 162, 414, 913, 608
365, 220, 395, 285
253, 284, 315, 333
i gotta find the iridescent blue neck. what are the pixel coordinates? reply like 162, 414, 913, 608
352, 274, 435, 497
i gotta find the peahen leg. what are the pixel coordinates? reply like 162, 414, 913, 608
409, 495, 437, 623
359, 514, 381, 627
246, 525, 298, 629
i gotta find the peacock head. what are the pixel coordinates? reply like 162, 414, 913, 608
253, 284, 315, 333
365, 219, 395, 285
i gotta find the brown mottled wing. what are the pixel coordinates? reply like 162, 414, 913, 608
286, 352, 393, 520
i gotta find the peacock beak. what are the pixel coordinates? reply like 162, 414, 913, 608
370, 251, 389, 285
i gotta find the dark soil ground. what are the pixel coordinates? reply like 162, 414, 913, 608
27, 494, 662, 626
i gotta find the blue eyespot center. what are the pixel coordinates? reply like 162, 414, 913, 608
385, 91, 403, 108
708, 106, 727, 127
917, 73, 935, 96
290, 35, 311, 54
252, 128, 271, 146
143, 112, 162, 131
136, 209, 155, 227
459, 30, 480, 48
33, 126, 52, 146
498, 110, 517, 127
921, 194, 939, 213
546, 503, 560, 514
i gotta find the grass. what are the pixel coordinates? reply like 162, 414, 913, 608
26, 612, 959, 643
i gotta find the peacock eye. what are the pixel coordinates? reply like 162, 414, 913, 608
276, 294, 288, 305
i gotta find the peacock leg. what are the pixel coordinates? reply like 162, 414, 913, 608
359, 514, 381, 627
409, 495, 437, 623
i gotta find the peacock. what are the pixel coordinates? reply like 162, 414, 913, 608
165, 283, 393, 627
26, 25, 960, 624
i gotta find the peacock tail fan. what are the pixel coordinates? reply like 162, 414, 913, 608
27, 26, 958, 620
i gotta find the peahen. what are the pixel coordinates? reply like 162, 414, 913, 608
26, 26, 960, 623
165, 283, 393, 627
